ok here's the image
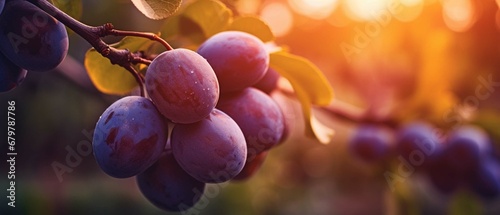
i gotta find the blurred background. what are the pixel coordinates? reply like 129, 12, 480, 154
2, 0, 500, 214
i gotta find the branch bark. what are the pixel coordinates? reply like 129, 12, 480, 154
28, 0, 173, 96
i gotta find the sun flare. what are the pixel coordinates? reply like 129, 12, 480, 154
288, 0, 339, 19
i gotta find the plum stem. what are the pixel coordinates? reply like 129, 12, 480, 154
123, 65, 146, 97
29, 0, 172, 95
107, 27, 173, 51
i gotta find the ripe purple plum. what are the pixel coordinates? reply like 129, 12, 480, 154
253, 67, 280, 94
145, 48, 219, 124
396, 122, 439, 166
232, 151, 268, 181
426, 157, 462, 194
424, 141, 463, 195
171, 109, 247, 183
424, 126, 493, 195
0, 53, 27, 92
93, 96, 167, 178
0, 0, 4, 15
348, 125, 394, 163
217, 88, 285, 156
468, 158, 500, 199
0, 0, 68, 71
197, 31, 269, 93
137, 153, 205, 212
441, 125, 492, 174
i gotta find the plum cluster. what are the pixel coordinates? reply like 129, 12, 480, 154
348, 122, 500, 199
92, 31, 287, 212
0, 0, 69, 93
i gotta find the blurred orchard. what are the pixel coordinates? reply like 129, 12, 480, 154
2, 0, 500, 214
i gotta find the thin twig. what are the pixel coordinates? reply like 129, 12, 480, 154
107, 28, 173, 51
123, 65, 146, 97
130, 53, 152, 65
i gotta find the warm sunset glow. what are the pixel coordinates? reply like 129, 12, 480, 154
401, 0, 421, 7
442, 0, 475, 32
260, 2, 294, 37
394, 0, 424, 22
288, 0, 339, 19
344, 0, 390, 21
496, 9, 500, 31
326, 10, 351, 27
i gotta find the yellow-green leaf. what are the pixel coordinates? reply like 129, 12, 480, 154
182, 0, 233, 38
160, 15, 181, 39
270, 51, 333, 105
270, 51, 334, 143
84, 37, 154, 95
227, 16, 274, 42
287, 81, 334, 144
52, 0, 82, 21
131, 0, 181, 20
160, 14, 206, 44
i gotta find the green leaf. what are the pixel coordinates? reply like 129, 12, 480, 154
84, 37, 154, 95
182, 0, 233, 38
161, 15, 181, 39
270, 51, 334, 143
270, 51, 333, 106
160, 13, 206, 44
131, 0, 182, 20
52, 0, 82, 21
227, 16, 274, 42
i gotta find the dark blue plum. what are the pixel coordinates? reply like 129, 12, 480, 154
468, 158, 500, 199
197, 31, 269, 93
145, 48, 219, 124
137, 153, 206, 212
396, 122, 439, 166
348, 125, 394, 163
253, 67, 280, 94
424, 126, 493, 195
0, 0, 4, 15
441, 125, 492, 174
425, 148, 462, 194
0, 53, 27, 92
0, 0, 68, 71
217, 88, 285, 157
171, 109, 247, 183
93, 96, 168, 178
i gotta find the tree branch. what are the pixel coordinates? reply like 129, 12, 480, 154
279, 87, 400, 128
29, 0, 171, 95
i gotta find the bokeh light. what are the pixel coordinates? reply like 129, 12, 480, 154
393, 0, 424, 22
260, 2, 294, 37
235, 0, 260, 14
344, 0, 390, 21
288, 0, 339, 19
442, 0, 475, 32
326, 9, 351, 27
